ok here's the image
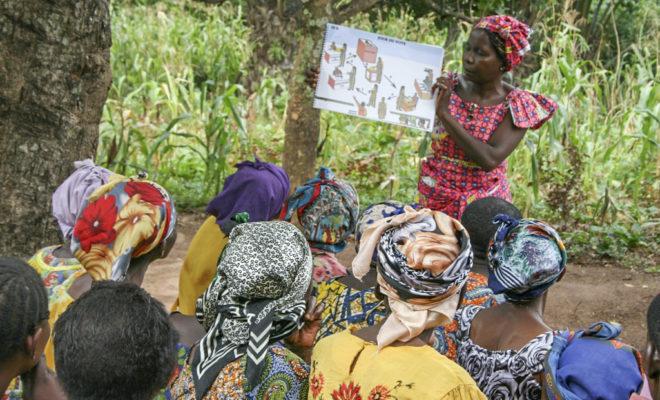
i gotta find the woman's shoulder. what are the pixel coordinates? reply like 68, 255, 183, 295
506, 88, 558, 129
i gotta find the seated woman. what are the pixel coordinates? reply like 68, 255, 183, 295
316, 201, 496, 362
172, 157, 289, 315
310, 207, 485, 400
454, 216, 566, 399
315, 201, 408, 339
28, 159, 113, 294
1, 257, 65, 400
168, 221, 318, 400
544, 321, 653, 399
281, 167, 358, 283
43, 176, 177, 370
53, 281, 178, 400
459, 196, 522, 277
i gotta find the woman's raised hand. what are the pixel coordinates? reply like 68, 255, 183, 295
433, 73, 452, 121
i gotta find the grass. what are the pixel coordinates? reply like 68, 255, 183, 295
98, 1, 659, 263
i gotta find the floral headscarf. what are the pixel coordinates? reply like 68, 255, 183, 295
353, 207, 472, 348
488, 214, 566, 302
280, 167, 359, 253
544, 322, 651, 400
206, 158, 290, 234
70, 177, 176, 281
193, 221, 312, 399
474, 15, 531, 71
52, 159, 113, 241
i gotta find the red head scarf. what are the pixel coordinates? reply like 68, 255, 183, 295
475, 15, 531, 71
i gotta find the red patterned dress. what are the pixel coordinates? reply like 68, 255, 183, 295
419, 72, 557, 219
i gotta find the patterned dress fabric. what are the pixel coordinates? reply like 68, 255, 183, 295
168, 344, 309, 400
2, 379, 22, 400
43, 269, 86, 370
310, 330, 486, 400
27, 245, 82, 296
455, 305, 553, 399
432, 273, 497, 361
311, 248, 348, 283
314, 279, 387, 340
418, 72, 557, 219
192, 221, 312, 399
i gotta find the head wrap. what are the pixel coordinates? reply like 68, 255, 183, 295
355, 201, 405, 250
206, 158, 290, 234
280, 167, 359, 253
474, 15, 531, 71
488, 214, 566, 302
70, 177, 176, 281
353, 207, 472, 348
544, 322, 651, 400
52, 159, 113, 241
192, 221, 312, 399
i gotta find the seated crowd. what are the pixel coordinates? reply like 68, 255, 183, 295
1, 158, 657, 400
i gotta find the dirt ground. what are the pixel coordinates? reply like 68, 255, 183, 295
143, 212, 659, 350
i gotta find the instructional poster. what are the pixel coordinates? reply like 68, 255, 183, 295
313, 23, 444, 132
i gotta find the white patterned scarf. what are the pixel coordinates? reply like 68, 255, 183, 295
191, 221, 312, 399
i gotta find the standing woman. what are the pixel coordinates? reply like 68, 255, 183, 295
420, 15, 557, 219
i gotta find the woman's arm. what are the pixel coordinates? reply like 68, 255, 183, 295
435, 81, 527, 172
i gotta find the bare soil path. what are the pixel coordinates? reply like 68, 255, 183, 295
143, 212, 659, 349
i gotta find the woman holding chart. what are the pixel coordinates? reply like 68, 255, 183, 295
421, 15, 557, 218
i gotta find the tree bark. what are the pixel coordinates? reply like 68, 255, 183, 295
0, 0, 112, 257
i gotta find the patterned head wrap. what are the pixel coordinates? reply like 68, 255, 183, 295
70, 177, 176, 281
355, 201, 406, 250
206, 158, 290, 234
544, 322, 650, 400
353, 207, 472, 348
474, 15, 531, 71
280, 167, 359, 253
192, 221, 312, 399
52, 159, 113, 241
488, 214, 566, 303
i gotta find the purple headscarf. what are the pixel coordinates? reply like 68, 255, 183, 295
52, 159, 112, 241
206, 158, 290, 234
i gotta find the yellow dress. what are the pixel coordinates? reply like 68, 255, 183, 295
43, 269, 86, 371
28, 245, 82, 296
172, 216, 229, 315
309, 330, 485, 400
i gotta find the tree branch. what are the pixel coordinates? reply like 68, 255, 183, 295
335, 0, 382, 24
421, 0, 475, 24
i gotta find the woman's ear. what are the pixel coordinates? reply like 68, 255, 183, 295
25, 320, 50, 365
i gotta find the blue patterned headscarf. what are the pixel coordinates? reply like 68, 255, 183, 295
280, 167, 358, 253
544, 322, 647, 400
487, 214, 566, 302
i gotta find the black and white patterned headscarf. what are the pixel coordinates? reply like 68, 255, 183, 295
191, 221, 312, 399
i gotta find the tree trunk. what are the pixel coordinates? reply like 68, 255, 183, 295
282, 25, 324, 189
0, 0, 112, 257
281, 0, 382, 189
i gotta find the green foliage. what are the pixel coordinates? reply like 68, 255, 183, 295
99, 1, 658, 263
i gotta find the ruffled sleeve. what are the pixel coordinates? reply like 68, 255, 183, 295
507, 90, 557, 129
